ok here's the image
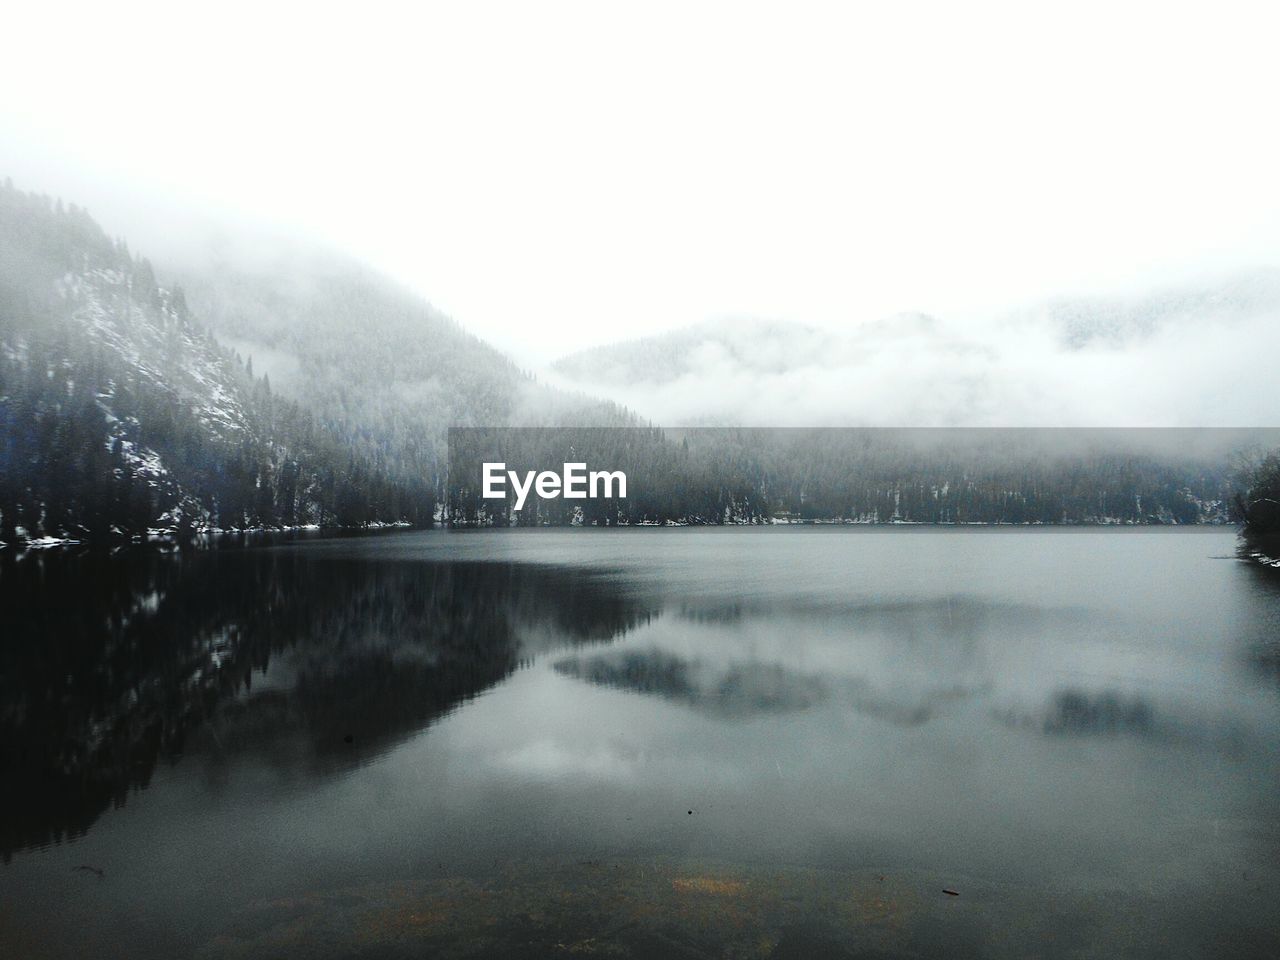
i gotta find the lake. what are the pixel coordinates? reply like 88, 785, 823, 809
2, 528, 1278, 959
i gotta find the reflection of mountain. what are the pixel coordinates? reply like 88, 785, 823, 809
997, 687, 1268, 751
554, 649, 827, 717
554, 643, 987, 726
0, 550, 651, 860
996, 688, 1163, 742
841, 678, 983, 727
1044, 690, 1154, 736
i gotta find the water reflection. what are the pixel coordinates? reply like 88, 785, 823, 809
2, 530, 1279, 960
1043, 689, 1155, 735
553, 646, 990, 726
554, 650, 828, 717
0, 551, 653, 860
1239, 561, 1280, 689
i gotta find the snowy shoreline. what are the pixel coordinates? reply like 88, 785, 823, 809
447, 516, 1242, 529
4, 518, 1259, 554
0, 520, 414, 553
1245, 547, 1280, 569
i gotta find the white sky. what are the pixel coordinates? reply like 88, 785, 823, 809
2, 0, 1279, 362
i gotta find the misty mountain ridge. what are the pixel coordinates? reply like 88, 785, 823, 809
553, 312, 974, 385
2, 175, 1274, 541
0, 177, 644, 543
549, 270, 1280, 427
0, 181, 436, 541
161, 230, 639, 463
1037, 267, 1280, 348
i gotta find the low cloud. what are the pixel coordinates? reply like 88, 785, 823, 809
546, 271, 1280, 427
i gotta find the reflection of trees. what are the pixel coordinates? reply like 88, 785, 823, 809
1043, 690, 1154, 736
555, 649, 826, 717
554, 641, 988, 726
1240, 530, 1280, 574
0, 552, 651, 860
1002, 687, 1262, 749
558, 597, 1019, 723
1240, 564, 1280, 689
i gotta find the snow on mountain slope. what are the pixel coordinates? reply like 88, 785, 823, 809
1, 181, 428, 543
159, 235, 639, 480
58, 265, 253, 443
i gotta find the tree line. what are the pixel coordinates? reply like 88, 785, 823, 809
0, 181, 433, 545
448, 427, 1256, 527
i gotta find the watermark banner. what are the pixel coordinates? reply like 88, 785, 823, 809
447, 427, 1280, 527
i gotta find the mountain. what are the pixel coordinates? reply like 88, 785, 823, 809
548, 275, 1280, 427
159, 234, 636, 483
552, 317, 838, 386
4, 175, 1273, 542
1036, 269, 1280, 348
550, 313, 997, 426
0, 180, 432, 545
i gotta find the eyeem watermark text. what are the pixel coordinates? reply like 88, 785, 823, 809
482, 462, 627, 511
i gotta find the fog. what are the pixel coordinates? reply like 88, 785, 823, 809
4, 0, 1280, 370
547, 271, 1280, 426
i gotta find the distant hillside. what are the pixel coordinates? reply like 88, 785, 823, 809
162, 236, 637, 482
448, 426, 1260, 527
1036, 269, 1280, 348
0, 180, 432, 545
553, 317, 837, 386
549, 276, 1280, 427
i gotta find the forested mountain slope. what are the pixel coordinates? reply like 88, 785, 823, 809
0, 181, 431, 544
163, 237, 636, 482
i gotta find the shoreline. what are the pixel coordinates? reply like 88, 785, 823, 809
1, 519, 1248, 557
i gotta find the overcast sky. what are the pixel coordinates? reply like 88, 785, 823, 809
3, 1, 1278, 362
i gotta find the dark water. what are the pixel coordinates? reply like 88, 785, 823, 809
2, 528, 1278, 959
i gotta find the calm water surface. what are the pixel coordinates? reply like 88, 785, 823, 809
2, 528, 1278, 958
